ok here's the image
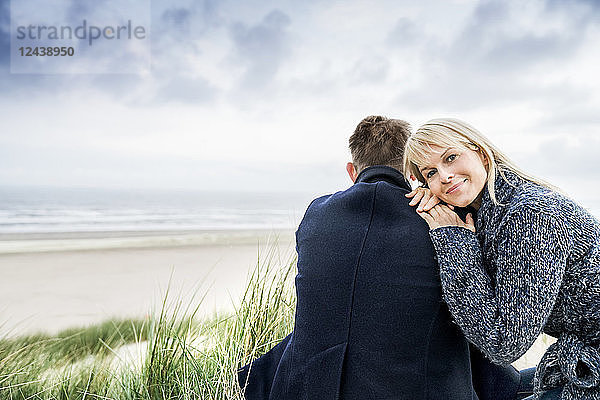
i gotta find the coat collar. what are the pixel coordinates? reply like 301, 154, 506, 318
480, 169, 523, 209
355, 165, 412, 190
476, 169, 523, 233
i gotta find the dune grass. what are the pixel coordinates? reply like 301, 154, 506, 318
0, 245, 297, 400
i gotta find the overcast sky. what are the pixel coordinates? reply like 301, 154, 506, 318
1, 0, 600, 199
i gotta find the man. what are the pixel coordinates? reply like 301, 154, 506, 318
238, 116, 533, 399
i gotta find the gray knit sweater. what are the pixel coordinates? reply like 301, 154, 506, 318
428, 171, 600, 400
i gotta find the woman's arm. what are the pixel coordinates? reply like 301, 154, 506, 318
429, 206, 570, 364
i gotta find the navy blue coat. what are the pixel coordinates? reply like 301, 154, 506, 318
239, 166, 521, 400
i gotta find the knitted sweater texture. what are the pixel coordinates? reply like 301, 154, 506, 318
429, 171, 600, 400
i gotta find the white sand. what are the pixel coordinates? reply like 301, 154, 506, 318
0, 230, 296, 337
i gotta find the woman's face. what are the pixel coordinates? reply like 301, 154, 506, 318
418, 145, 488, 207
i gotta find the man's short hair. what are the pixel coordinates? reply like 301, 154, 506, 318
349, 116, 412, 173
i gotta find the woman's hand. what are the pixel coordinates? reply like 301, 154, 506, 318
417, 204, 475, 232
405, 187, 446, 212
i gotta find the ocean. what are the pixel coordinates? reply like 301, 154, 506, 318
2, 185, 600, 237
0, 186, 318, 236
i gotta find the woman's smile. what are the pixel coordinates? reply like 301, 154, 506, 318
419, 145, 488, 208
446, 179, 467, 194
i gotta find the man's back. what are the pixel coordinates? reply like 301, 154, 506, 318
240, 166, 499, 399
287, 166, 475, 399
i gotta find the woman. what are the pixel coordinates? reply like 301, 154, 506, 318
402, 118, 600, 400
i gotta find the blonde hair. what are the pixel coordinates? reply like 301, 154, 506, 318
402, 118, 555, 205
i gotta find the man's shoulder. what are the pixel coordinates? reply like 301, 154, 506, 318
307, 183, 371, 206
307, 180, 409, 212
300, 181, 422, 235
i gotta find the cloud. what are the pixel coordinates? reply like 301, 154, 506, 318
521, 96, 600, 141
0, 0, 9, 67
545, 0, 600, 15
511, 134, 600, 194
150, 0, 224, 68
1, 0, 600, 194
454, 1, 582, 72
498, 133, 600, 210
386, 18, 419, 48
0, 1, 287, 105
350, 56, 390, 84
469, 0, 509, 24
65, 0, 99, 24
157, 75, 216, 104
161, 7, 192, 32
392, 0, 600, 111
0, 0, 152, 94
229, 9, 292, 90
0, 137, 347, 193
159, 0, 221, 35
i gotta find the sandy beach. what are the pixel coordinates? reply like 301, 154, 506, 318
0, 230, 296, 337
0, 227, 552, 370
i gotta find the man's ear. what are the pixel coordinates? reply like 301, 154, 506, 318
346, 162, 358, 183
